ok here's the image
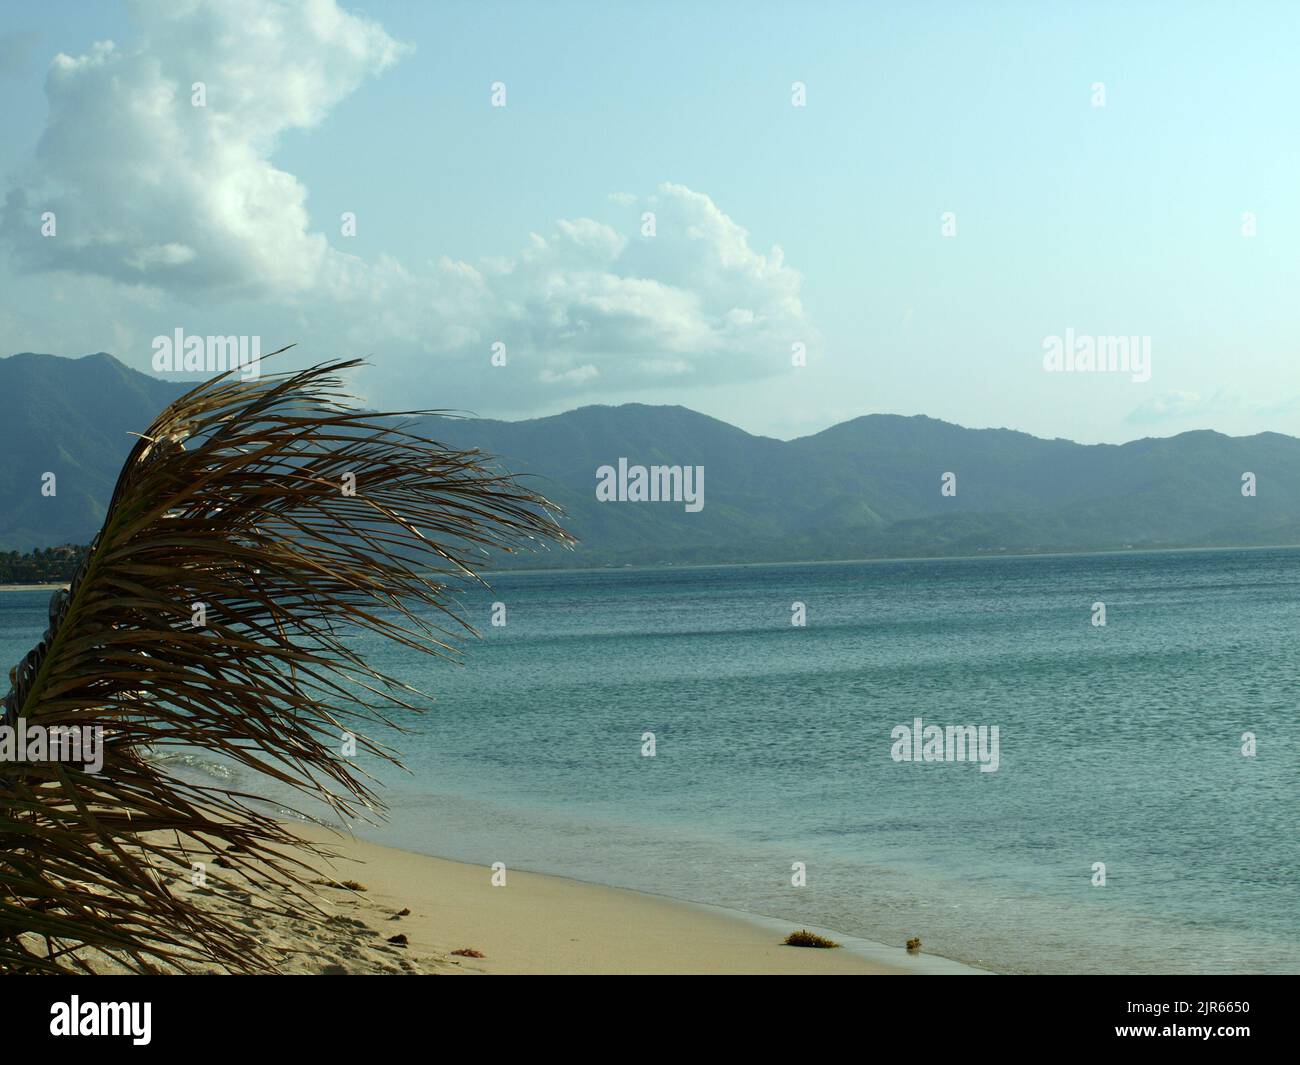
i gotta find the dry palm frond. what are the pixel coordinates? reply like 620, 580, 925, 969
0, 354, 571, 973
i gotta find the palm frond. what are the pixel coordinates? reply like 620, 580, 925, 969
0, 355, 572, 972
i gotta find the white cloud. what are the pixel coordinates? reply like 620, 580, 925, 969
325, 183, 816, 399
2, 0, 406, 297
0, 1, 817, 407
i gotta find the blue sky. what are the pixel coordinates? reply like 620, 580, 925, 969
0, 0, 1297, 442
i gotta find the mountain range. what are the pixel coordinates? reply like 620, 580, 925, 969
4, 351, 1300, 566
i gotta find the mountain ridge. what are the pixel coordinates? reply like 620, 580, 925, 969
3, 351, 1298, 565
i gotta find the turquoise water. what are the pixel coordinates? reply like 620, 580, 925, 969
3, 547, 1298, 973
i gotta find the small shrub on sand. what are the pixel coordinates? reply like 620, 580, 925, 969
906, 937, 922, 953
783, 929, 840, 949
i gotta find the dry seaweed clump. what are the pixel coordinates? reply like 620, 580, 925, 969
906, 937, 922, 953
783, 929, 840, 949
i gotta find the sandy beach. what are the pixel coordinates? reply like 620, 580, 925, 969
77, 822, 959, 975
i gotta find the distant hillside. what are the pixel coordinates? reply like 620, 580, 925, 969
2, 352, 1299, 565
0, 353, 187, 551
419, 406, 1300, 566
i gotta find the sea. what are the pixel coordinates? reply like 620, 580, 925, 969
3, 546, 1297, 974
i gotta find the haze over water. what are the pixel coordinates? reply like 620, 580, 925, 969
4, 547, 1296, 973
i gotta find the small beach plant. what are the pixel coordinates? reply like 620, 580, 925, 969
0, 354, 570, 972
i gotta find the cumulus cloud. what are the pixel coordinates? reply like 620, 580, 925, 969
0, 0, 816, 405
2, 0, 406, 297
323, 183, 815, 396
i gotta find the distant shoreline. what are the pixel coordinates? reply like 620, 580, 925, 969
483, 540, 1300, 577
6, 542, 1299, 588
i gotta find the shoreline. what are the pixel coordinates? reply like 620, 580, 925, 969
472, 541, 1300, 577
84, 820, 985, 975
5, 542, 1300, 591
283, 821, 984, 975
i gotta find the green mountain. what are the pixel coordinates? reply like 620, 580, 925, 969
422, 406, 1300, 566
3, 352, 1299, 564
0, 352, 187, 551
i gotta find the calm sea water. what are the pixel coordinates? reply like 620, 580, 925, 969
3, 547, 1298, 973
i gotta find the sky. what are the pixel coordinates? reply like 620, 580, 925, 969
0, 0, 1297, 443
